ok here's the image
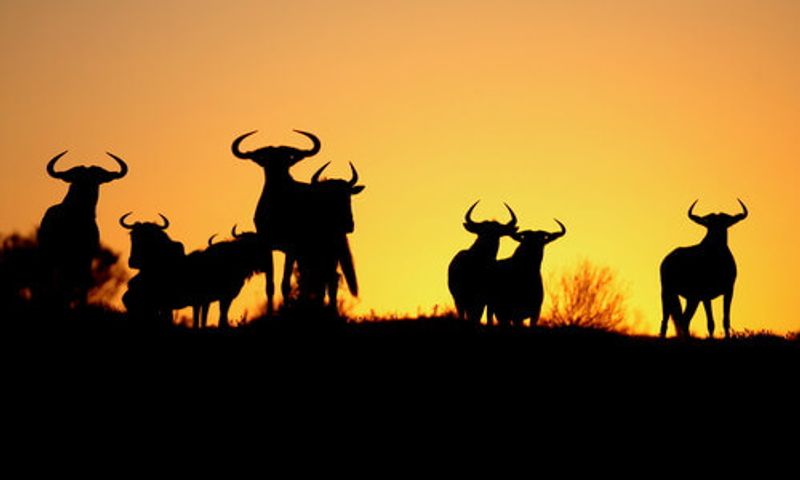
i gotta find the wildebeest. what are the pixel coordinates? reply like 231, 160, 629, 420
232, 130, 364, 315
293, 162, 364, 310
487, 219, 566, 328
191, 225, 266, 328
660, 199, 748, 338
119, 212, 185, 327
448, 201, 518, 325
231, 130, 320, 313
37, 150, 128, 308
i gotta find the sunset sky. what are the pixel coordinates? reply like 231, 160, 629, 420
1, 0, 798, 334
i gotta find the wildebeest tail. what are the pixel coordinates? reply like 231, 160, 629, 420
339, 236, 358, 296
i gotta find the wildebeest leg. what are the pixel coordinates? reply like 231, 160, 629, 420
485, 304, 494, 327
327, 272, 340, 314
193, 305, 201, 329
201, 303, 210, 329
264, 250, 275, 315
281, 253, 294, 304
467, 305, 484, 327
219, 297, 232, 329
681, 298, 700, 338
660, 290, 679, 338
530, 304, 542, 328
722, 289, 733, 339
702, 299, 715, 338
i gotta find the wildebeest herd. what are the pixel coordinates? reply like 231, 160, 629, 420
32, 130, 749, 337
35, 130, 364, 328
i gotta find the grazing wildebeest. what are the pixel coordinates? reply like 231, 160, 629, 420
660, 199, 748, 338
448, 201, 518, 325
191, 225, 266, 328
487, 219, 566, 328
37, 150, 128, 308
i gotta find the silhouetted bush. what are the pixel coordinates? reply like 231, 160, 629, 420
0, 230, 128, 314
0, 232, 39, 309
545, 260, 627, 331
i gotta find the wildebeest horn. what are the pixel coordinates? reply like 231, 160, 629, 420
688, 199, 704, 225
464, 200, 480, 228
208, 234, 218, 246
294, 130, 321, 157
311, 162, 331, 184
503, 203, 517, 228
348, 162, 359, 187
734, 198, 748, 222
157, 213, 170, 230
548, 219, 567, 242
231, 224, 242, 238
119, 212, 135, 229
105, 152, 128, 179
231, 130, 257, 159
46, 151, 69, 179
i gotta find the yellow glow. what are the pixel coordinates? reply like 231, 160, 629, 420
1, 1, 798, 333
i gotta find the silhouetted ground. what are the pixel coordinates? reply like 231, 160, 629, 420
3, 305, 796, 454
4, 306, 797, 373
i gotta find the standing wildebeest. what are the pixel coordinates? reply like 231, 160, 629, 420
231, 130, 321, 314
37, 150, 128, 307
293, 162, 364, 309
191, 225, 266, 328
120, 212, 186, 326
660, 199, 748, 339
448, 201, 518, 325
487, 220, 566, 328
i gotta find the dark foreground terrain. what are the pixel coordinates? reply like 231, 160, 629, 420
4, 305, 797, 372
3, 305, 798, 451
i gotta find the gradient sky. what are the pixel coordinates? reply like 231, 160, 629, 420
1, 0, 798, 334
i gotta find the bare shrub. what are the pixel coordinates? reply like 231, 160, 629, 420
545, 260, 627, 332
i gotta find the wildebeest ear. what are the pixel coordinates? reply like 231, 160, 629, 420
351, 185, 365, 194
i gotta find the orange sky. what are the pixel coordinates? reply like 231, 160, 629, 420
1, 0, 798, 334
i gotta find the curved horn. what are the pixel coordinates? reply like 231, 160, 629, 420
549, 219, 567, 241
119, 211, 135, 230
208, 234, 218, 246
157, 213, 170, 230
687, 199, 704, 225
231, 224, 242, 238
311, 162, 331, 184
503, 203, 518, 228
464, 200, 480, 228
46, 151, 69, 179
733, 198, 749, 223
348, 162, 359, 187
231, 130, 257, 159
105, 152, 128, 179
294, 130, 321, 157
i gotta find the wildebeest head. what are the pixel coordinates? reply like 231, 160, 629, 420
119, 212, 183, 270
511, 219, 567, 250
462, 201, 518, 238
310, 162, 365, 234
47, 151, 128, 186
687, 199, 748, 231
231, 130, 321, 174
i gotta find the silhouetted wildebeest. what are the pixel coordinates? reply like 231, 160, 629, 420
487, 219, 566, 328
660, 199, 748, 338
232, 130, 364, 315
120, 212, 186, 326
448, 201, 518, 325
231, 130, 321, 313
190, 225, 266, 328
37, 151, 128, 308
293, 162, 364, 310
